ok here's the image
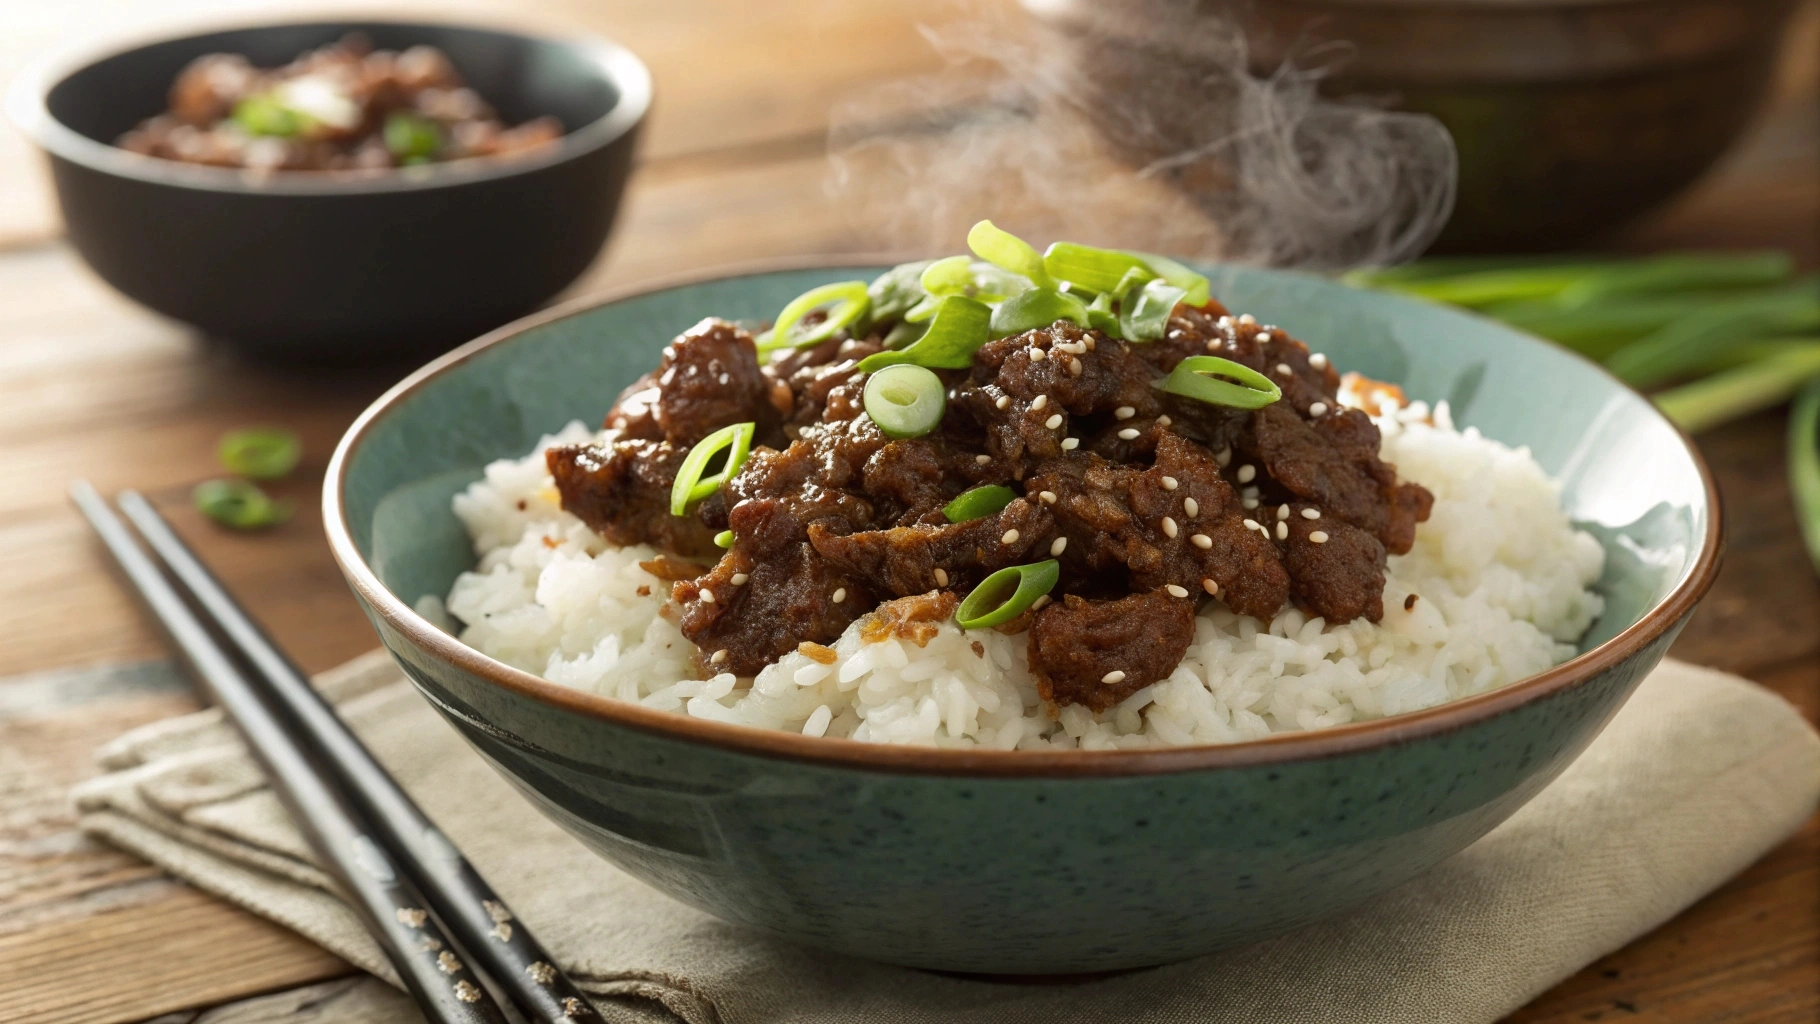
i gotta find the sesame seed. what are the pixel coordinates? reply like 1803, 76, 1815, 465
1183, 497, 1199, 518
699, 589, 716, 604
1062, 437, 1080, 450
1243, 519, 1261, 531
1242, 498, 1259, 510
1242, 486, 1259, 498
1191, 533, 1213, 549
1302, 508, 1320, 519
1161, 475, 1179, 490
1068, 357, 1083, 376
1205, 340, 1220, 352
1031, 394, 1048, 410
995, 395, 1010, 410
1115, 406, 1136, 420
1309, 402, 1328, 416
1277, 505, 1290, 521
1084, 336, 1096, 350
711, 649, 729, 665
1051, 536, 1068, 555
1257, 331, 1273, 343
1157, 415, 1172, 427
1310, 530, 1329, 544
1309, 353, 1329, 369
1118, 428, 1140, 440
1239, 313, 1257, 325
1102, 670, 1126, 684
1276, 521, 1288, 540
934, 568, 950, 586
976, 454, 992, 465
1045, 414, 1063, 429
1202, 578, 1219, 595
1032, 595, 1052, 611
1162, 516, 1178, 538
1002, 529, 1020, 545
731, 573, 749, 585
1217, 315, 1234, 328
1165, 584, 1189, 598
1216, 447, 1232, 467
1276, 363, 1293, 375
832, 588, 847, 603
1039, 490, 1058, 504
1030, 348, 1047, 362
1237, 464, 1257, 483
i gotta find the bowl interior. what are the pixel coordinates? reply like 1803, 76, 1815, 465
340, 264, 1710, 676
44, 21, 621, 148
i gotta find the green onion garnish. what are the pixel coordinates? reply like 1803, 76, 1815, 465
1086, 292, 1122, 337
1791, 377, 1820, 575
1042, 243, 1153, 296
715, 529, 735, 549
1153, 355, 1282, 409
868, 260, 934, 323
384, 111, 443, 161
857, 295, 991, 372
862, 364, 946, 439
882, 317, 928, 349
943, 484, 1017, 523
990, 287, 1090, 338
670, 421, 756, 516
760, 281, 871, 353
1119, 279, 1188, 343
1123, 251, 1210, 308
231, 94, 305, 138
955, 560, 1061, 629
218, 427, 301, 480
920, 256, 975, 296
967, 220, 1053, 290
193, 479, 292, 530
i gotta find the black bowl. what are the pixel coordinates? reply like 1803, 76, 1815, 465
8, 21, 649, 362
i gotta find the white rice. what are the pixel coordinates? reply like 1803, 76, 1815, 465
435, 401, 1605, 749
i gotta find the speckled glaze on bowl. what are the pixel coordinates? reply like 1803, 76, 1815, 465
325, 260, 1721, 974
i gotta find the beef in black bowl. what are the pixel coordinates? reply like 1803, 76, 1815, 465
7, 21, 650, 362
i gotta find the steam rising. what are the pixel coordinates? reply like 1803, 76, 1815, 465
827, 1, 1456, 268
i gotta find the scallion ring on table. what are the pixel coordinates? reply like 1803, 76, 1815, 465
218, 426, 302, 480
863, 364, 947, 439
670, 421, 756, 516
758, 281, 871, 353
858, 295, 992, 371
990, 287, 1091, 338
1120, 279, 1189, 343
715, 530, 736, 549
967, 220, 1053, 289
955, 560, 1061, 629
1154, 356, 1282, 409
193, 479, 293, 530
943, 484, 1017, 523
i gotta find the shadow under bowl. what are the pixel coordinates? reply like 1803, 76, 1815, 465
8, 20, 649, 362
325, 261, 1720, 973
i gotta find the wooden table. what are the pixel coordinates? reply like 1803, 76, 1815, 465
0, 1, 1815, 1021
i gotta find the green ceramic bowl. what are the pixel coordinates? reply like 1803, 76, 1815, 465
325, 260, 1721, 974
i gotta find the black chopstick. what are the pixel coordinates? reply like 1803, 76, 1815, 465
71, 481, 508, 1024
111, 490, 597, 1024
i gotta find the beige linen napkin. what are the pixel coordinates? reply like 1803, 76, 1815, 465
73, 652, 1820, 1024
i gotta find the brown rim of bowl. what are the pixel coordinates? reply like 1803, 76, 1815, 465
324, 253, 1725, 778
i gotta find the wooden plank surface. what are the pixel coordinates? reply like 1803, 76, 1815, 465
0, 0, 1814, 1021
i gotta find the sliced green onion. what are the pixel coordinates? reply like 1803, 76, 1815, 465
967, 220, 1052, 289
759, 281, 871, 353
956, 560, 1060, 629
868, 260, 934, 323
903, 295, 942, 323
384, 112, 442, 161
218, 427, 301, 480
670, 421, 756, 516
1119, 279, 1188, 343
943, 484, 1017, 523
194, 479, 292, 530
863, 364, 946, 439
232, 94, 305, 138
1653, 343, 1820, 434
715, 529, 735, 549
857, 295, 992, 372
1791, 377, 1820, 575
882, 317, 928, 349
1153, 355, 1282, 409
920, 256, 976, 296
1043, 243, 1152, 295
990, 287, 1090, 338
1124, 251, 1210, 308
1086, 292, 1122, 337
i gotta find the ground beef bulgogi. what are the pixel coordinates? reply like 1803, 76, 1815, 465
117, 35, 561, 173
549, 304, 1433, 712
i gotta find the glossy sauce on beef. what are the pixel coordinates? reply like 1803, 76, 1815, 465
548, 304, 1432, 712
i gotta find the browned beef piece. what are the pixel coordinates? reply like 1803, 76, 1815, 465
1029, 591, 1196, 710
1237, 402, 1433, 555
1275, 503, 1386, 623
546, 440, 719, 558
809, 498, 1056, 597
1024, 433, 1288, 619
674, 543, 871, 677
859, 438, 981, 526
763, 336, 884, 433
602, 318, 782, 447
